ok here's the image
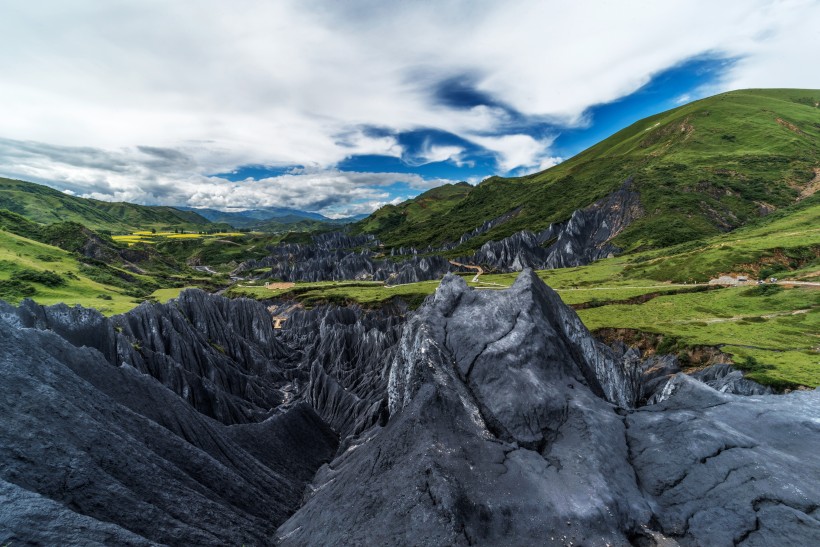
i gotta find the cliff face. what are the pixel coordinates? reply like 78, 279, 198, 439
466, 180, 643, 271
1, 272, 818, 546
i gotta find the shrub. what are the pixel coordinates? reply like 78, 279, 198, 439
11, 268, 65, 287
740, 284, 784, 297
0, 279, 36, 300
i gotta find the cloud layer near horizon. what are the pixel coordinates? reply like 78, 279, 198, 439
0, 0, 818, 214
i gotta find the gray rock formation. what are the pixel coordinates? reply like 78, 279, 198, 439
235, 181, 640, 285
278, 271, 820, 545
691, 363, 774, 396
0, 312, 337, 546
627, 374, 820, 546
270, 302, 403, 439
466, 179, 643, 272
2, 292, 293, 425
438, 206, 524, 251
2, 270, 818, 546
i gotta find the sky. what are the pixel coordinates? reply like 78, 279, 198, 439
0, 1, 818, 218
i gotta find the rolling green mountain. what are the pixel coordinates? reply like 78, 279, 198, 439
354, 89, 820, 252
175, 206, 334, 228
0, 177, 215, 232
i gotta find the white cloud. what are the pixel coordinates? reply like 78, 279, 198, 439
0, 0, 817, 213
468, 134, 557, 173
0, 136, 455, 215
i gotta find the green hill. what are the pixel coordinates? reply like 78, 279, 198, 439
354, 182, 473, 242
355, 89, 820, 251
0, 177, 214, 232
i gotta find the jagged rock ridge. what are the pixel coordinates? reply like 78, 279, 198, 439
233, 180, 642, 285
461, 179, 642, 271
2, 272, 818, 546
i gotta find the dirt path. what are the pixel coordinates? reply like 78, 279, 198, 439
448, 261, 484, 282
264, 282, 296, 290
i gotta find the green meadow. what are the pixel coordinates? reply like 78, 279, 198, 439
0, 229, 138, 314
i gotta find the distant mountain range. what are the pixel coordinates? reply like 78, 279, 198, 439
175, 206, 366, 228
0, 177, 215, 232
0, 177, 366, 233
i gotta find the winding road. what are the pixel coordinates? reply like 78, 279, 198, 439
448, 260, 484, 282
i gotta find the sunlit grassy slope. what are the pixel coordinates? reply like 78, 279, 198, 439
0, 230, 138, 314
113, 231, 246, 245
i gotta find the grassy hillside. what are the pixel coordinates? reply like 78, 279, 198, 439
114, 230, 286, 272
354, 182, 473, 243
0, 229, 139, 314
355, 89, 820, 251
0, 209, 231, 310
0, 177, 215, 232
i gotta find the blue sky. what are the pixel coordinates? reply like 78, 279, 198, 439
0, 1, 817, 216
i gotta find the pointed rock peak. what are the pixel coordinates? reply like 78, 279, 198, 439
507, 267, 563, 307
439, 271, 468, 289
509, 267, 540, 291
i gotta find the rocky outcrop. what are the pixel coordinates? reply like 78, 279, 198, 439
277, 271, 648, 545
691, 363, 774, 395
312, 231, 376, 250
0, 313, 337, 546
236, 182, 640, 284
438, 206, 524, 251
271, 303, 404, 439
2, 292, 293, 425
278, 271, 820, 546
627, 374, 820, 546
374, 255, 453, 285
467, 179, 643, 271
2, 271, 818, 546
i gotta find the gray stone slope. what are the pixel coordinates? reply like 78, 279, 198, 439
0, 315, 337, 546
463, 179, 642, 272
233, 180, 642, 285
277, 271, 820, 546
627, 374, 820, 546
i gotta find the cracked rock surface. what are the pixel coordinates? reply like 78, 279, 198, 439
1, 270, 818, 546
